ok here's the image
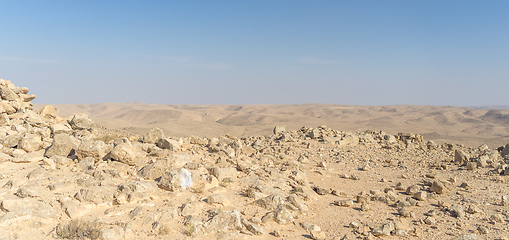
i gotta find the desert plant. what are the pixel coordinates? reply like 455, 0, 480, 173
55, 219, 102, 240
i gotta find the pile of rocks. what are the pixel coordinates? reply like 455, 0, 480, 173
1, 78, 509, 240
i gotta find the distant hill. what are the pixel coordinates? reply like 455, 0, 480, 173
34, 103, 509, 148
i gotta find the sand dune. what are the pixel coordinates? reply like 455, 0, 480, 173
34, 103, 509, 148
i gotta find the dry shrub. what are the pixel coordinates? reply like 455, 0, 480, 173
55, 219, 102, 240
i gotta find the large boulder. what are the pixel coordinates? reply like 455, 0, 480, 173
19, 133, 43, 152
142, 128, 164, 144
0, 86, 18, 101
44, 133, 77, 158
109, 142, 139, 165
69, 113, 94, 130
77, 139, 110, 161
37, 105, 59, 119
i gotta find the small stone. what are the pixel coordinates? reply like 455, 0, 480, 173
452, 234, 479, 240
356, 195, 368, 204
314, 187, 329, 195
501, 195, 507, 206
372, 222, 394, 237
490, 214, 503, 223
318, 161, 327, 168
349, 222, 360, 229
430, 181, 446, 194
350, 174, 360, 180
477, 226, 489, 234
414, 191, 427, 201
406, 185, 420, 195
424, 217, 436, 225
395, 182, 406, 191
454, 150, 470, 165
459, 182, 471, 189
360, 203, 370, 212
273, 229, 281, 237
335, 200, 354, 207
398, 208, 412, 218
242, 219, 264, 236
361, 164, 369, 171
466, 204, 481, 214
450, 204, 465, 219
466, 162, 477, 170
310, 229, 326, 240
394, 229, 408, 236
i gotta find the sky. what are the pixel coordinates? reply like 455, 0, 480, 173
0, 1, 508, 106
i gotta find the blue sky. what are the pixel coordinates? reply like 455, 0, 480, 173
1, 1, 508, 105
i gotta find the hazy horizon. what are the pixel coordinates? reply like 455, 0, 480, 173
1, 1, 508, 106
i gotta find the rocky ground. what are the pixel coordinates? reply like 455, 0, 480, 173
1, 79, 509, 240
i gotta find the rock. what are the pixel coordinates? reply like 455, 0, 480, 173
137, 158, 172, 180
109, 142, 139, 165
116, 181, 158, 204
273, 126, 286, 134
430, 181, 446, 194
210, 167, 237, 181
77, 139, 109, 161
0, 86, 18, 101
61, 199, 87, 219
398, 208, 412, 218
414, 191, 427, 201
454, 150, 469, 165
142, 127, 164, 143
156, 168, 192, 192
253, 194, 285, 210
489, 214, 503, 223
44, 133, 77, 158
452, 234, 478, 240
51, 155, 74, 167
207, 194, 230, 206
466, 161, 477, 170
156, 138, 181, 151
204, 209, 242, 233
50, 123, 72, 135
459, 182, 471, 189
37, 105, 59, 119
372, 222, 394, 237
74, 186, 114, 205
19, 133, 42, 152
356, 195, 368, 204
99, 226, 125, 240
450, 204, 465, 218
406, 185, 420, 195
12, 149, 45, 163
501, 143, 509, 157
69, 113, 94, 130
477, 226, 489, 234
424, 217, 436, 225
273, 205, 294, 224
242, 219, 263, 236
0, 197, 58, 224
334, 200, 354, 207
0, 113, 10, 125
310, 229, 326, 240
349, 222, 360, 229
314, 187, 329, 195
466, 204, 481, 214
288, 194, 308, 211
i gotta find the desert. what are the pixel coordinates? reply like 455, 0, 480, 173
1, 78, 508, 240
